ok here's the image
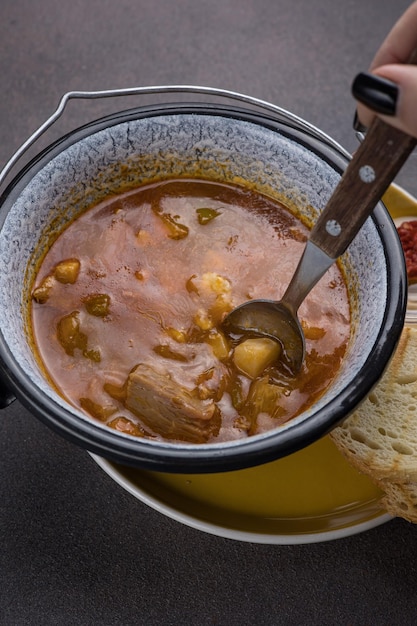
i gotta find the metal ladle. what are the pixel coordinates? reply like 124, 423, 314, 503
222, 116, 416, 374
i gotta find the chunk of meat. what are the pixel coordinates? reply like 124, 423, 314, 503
125, 363, 221, 443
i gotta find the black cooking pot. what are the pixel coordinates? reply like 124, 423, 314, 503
0, 87, 406, 472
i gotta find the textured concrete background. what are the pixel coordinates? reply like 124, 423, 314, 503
1, 1, 417, 624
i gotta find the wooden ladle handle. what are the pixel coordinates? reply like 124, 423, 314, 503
309, 117, 416, 259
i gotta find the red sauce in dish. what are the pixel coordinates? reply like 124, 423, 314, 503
397, 220, 417, 283
30, 179, 350, 443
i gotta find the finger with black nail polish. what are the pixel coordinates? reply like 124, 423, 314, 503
351, 72, 398, 116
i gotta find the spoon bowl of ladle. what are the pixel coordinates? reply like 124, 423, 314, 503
222, 115, 417, 374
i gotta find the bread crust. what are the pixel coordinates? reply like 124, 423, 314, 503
330, 325, 417, 522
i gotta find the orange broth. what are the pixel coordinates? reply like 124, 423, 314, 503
30, 179, 350, 443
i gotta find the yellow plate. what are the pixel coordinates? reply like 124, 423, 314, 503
383, 183, 417, 222
91, 184, 417, 544
90, 435, 390, 544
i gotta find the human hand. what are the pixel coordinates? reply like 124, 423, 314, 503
352, 1, 417, 139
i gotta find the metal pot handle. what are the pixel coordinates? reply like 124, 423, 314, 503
0, 85, 351, 190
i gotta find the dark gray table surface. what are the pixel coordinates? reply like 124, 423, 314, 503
2, 1, 417, 624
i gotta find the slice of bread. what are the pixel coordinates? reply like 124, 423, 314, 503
377, 480, 417, 522
330, 325, 417, 522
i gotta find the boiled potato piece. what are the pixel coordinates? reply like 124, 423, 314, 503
200, 272, 231, 295
57, 311, 87, 356
209, 294, 233, 324
54, 258, 80, 284
194, 309, 213, 331
32, 275, 55, 303
83, 293, 111, 317
205, 330, 230, 360
233, 337, 281, 379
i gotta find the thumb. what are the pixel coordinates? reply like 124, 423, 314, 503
354, 65, 417, 139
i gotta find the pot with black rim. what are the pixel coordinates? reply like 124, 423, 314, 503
0, 86, 407, 473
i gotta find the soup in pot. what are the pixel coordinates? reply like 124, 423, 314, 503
30, 179, 350, 443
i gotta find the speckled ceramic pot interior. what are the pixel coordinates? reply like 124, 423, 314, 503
0, 103, 406, 472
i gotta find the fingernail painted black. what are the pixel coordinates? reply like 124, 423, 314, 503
352, 72, 398, 116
